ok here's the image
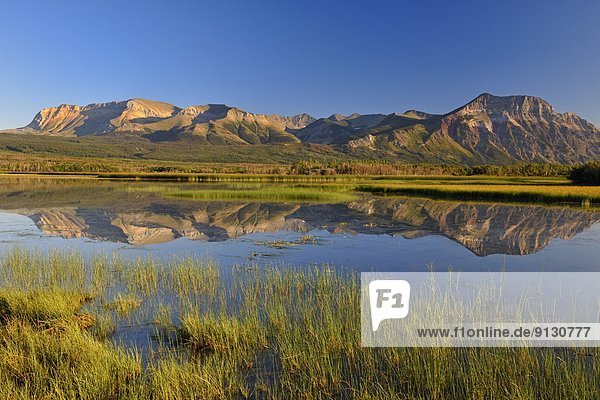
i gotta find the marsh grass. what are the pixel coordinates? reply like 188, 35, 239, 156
0, 320, 145, 399
91, 314, 117, 340
111, 173, 355, 183
358, 180, 600, 206
123, 175, 599, 208
0, 283, 144, 399
103, 293, 143, 316
0, 250, 597, 399
179, 311, 267, 355
165, 184, 357, 203
0, 288, 88, 324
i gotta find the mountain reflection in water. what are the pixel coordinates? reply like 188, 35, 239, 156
0, 178, 598, 257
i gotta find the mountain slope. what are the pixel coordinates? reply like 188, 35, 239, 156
292, 113, 387, 144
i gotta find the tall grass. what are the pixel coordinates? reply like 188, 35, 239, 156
0, 250, 597, 399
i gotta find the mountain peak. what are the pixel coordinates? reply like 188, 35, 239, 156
402, 110, 435, 119
456, 93, 556, 117
327, 114, 346, 122
475, 92, 494, 99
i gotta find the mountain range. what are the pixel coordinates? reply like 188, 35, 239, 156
2, 93, 599, 164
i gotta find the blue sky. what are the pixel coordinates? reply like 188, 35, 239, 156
0, 0, 599, 128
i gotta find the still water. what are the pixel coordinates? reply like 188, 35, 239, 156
0, 176, 598, 272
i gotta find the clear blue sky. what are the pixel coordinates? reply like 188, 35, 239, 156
0, 0, 599, 129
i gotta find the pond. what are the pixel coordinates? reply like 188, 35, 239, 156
1, 175, 598, 272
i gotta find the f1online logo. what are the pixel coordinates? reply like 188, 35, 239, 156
369, 280, 411, 331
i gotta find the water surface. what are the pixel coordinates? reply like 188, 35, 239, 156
1, 176, 598, 272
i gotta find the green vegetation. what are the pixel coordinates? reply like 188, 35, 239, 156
0, 133, 354, 172
569, 161, 600, 185
0, 250, 597, 399
0, 132, 581, 177
0, 173, 597, 208
115, 173, 354, 182
0, 318, 143, 399
102, 293, 142, 316
165, 184, 356, 203
289, 160, 573, 177
125, 176, 600, 207
0, 288, 92, 327
356, 176, 600, 206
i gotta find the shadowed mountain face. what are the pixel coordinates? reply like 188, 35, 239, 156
0, 180, 597, 256
4, 93, 598, 163
292, 113, 387, 144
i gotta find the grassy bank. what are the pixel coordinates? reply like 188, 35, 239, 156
0, 250, 597, 399
127, 176, 600, 207
357, 177, 600, 206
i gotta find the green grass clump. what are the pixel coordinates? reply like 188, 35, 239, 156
91, 314, 117, 340
179, 312, 267, 355
148, 353, 252, 400
102, 293, 142, 316
0, 287, 144, 399
254, 234, 319, 249
0, 288, 90, 326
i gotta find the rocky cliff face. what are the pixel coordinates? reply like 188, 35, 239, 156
24, 99, 180, 136
293, 113, 386, 144
15, 99, 312, 145
271, 113, 316, 130
435, 94, 600, 163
